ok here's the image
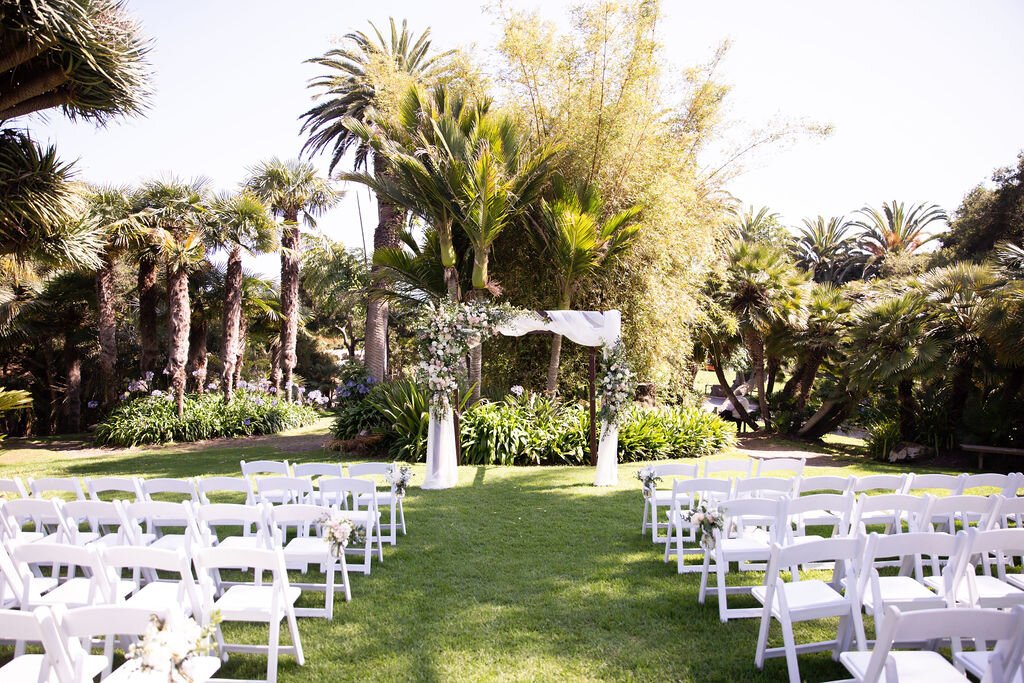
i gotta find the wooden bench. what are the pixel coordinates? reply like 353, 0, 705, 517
962, 443, 1024, 470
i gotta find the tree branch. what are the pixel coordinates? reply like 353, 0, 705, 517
0, 89, 72, 121
0, 67, 69, 117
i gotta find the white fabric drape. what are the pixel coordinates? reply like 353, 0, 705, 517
422, 406, 457, 489
423, 310, 622, 489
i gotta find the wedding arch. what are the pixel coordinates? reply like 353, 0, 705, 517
419, 304, 629, 490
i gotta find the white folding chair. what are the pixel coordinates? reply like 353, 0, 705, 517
663, 478, 732, 573
318, 477, 383, 575
61, 499, 132, 547
754, 457, 805, 478
735, 476, 794, 501
0, 542, 57, 609
0, 497, 67, 544
959, 527, 1024, 608
839, 605, 1024, 683
28, 477, 86, 501
782, 493, 854, 545
120, 499, 198, 551
256, 476, 315, 506
989, 495, 1024, 531
41, 602, 220, 683
753, 536, 867, 683
85, 477, 142, 502
794, 475, 852, 496
857, 531, 963, 631
140, 476, 199, 503
702, 457, 753, 478
922, 494, 999, 534
850, 474, 908, 496
0, 606, 81, 682
194, 503, 270, 552
850, 493, 929, 537
194, 545, 304, 683
0, 477, 28, 499
292, 463, 345, 505
268, 503, 351, 619
639, 462, 699, 543
904, 472, 967, 497
699, 496, 785, 622
10, 542, 132, 610
197, 476, 253, 505
101, 544, 203, 618
963, 472, 1019, 497
348, 462, 407, 545
241, 459, 292, 503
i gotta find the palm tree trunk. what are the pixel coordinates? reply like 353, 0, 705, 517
187, 307, 208, 394
897, 378, 917, 442
234, 314, 248, 387
364, 157, 405, 381
546, 334, 564, 395
742, 327, 771, 429
95, 253, 118, 406
166, 264, 190, 418
63, 336, 81, 433
795, 352, 824, 412
766, 355, 780, 396
948, 362, 973, 441
709, 339, 758, 430
138, 254, 160, 375
279, 216, 300, 399
221, 245, 243, 401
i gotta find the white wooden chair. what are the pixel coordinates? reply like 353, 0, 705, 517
849, 493, 929, 537
28, 477, 86, 501
663, 478, 732, 573
102, 544, 203, 617
753, 536, 867, 683
639, 462, 698, 543
754, 456, 805, 479
61, 499, 132, 547
0, 606, 83, 682
140, 476, 199, 503
0, 542, 57, 609
0, 497, 67, 544
348, 462, 407, 545
735, 476, 794, 500
699, 496, 785, 622
850, 474, 907, 496
903, 472, 967, 497
119, 499, 198, 551
197, 476, 254, 505
794, 475, 852, 496
256, 476, 315, 506
702, 457, 753, 478
963, 472, 1019, 497
85, 476, 142, 502
989, 495, 1024, 531
958, 527, 1024, 609
42, 602, 220, 683
194, 502, 270, 552
856, 531, 962, 631
292, 463, 346, 505
781, 493, 854, 546
194, 545, 304, 683
318, 477, 383, 575
268, 503, 352, 619
838, 605, 1024, 683
241, 460, 292, 504
922, 494, 999, 534
10, 542, 132, 610
0, 477, 28, 500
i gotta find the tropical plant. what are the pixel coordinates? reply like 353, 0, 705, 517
301, 239, 369, 362
793, 215, 861, 283
779, 283, 852, 413
245, 159, 339, 398
727, 205, 790, 246
365, 379, 430, 462
135, 177, 210, 417
302, 18, 455, 381
208, 191, 276, 401
534, 180, 641, 393
853, 201, 948, 273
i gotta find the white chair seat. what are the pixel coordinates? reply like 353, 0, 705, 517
105, 655, 221, 682
358, 490, 397, 505
955, 650, 1023, 683
127, 581, 187, 614
752, 579, 847, 615
0, 652, 107, 682
1006, 573, 1024, 591
218, 536, 266, 551
840, 650, 966, 682
35, 577, 134, 606
793, 510, 842, 526
865, 576, 944, 611
148, 534, 185, 551
342, 510, 380, 527
971, 575, 1024, 605
214, 585, 301, 620
284, 537, 330, 555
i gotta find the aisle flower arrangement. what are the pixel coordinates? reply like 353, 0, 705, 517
635, 465, 662, 497
683, 502, 724, 550
320, 512, 365, 557
125, 607, 220, 681
386, 463, 414, 496
598, 339, 636, 425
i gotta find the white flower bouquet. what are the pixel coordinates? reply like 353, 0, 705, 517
598, 339, 636, 426
386, 463, 414, 497
125, 607, 220, 682
320, 513, 365, 557
635, 466, 661, 498
683, 502, 725, 551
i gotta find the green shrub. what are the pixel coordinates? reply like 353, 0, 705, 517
330, 397, 386, 440
618, 406, 737, 462
94, 390, 320, 447
864, 417, 901, 460
365, 380, 430, 462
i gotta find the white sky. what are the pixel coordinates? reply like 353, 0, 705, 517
23, 0, 1024, 277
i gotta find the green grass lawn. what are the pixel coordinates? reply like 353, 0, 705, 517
0, 421, 987, 682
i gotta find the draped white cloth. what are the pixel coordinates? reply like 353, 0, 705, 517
424, 310, 623, 489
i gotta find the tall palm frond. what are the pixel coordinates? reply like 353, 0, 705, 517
853, 200, 948, 259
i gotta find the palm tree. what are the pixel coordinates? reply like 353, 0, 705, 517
853, 201, 948, 273
847, 293, 942, 441
208, 191, 277, 401
85, 185, 147, 406
372, 228, 449, 304
135, 178, 210, 417
727, 205, 788, 246
0, 0, 151, 122
245, 159, 340, 399
779, 283, 852, 412
720, 241, 807, 428
301, 18, 454, 381
535, 180, 641, 393
235, 273, 282, 386
301, 239, 370, 362
793, 215, 861, 283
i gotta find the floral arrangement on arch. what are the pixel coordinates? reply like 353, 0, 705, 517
125, 607, 220, 681
597, 339, 635, 426
414, 301, 534, 416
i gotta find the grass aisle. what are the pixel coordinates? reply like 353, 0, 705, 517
1, 424, 925, 681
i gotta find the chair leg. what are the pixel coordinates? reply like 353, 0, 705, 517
267, 617, 280, 683
716, 557, 729, 622
780, 616, 801, 683
287, 606, 304, 666
398, 498, 406, 535
375, 516, 384, 561
325, 560, 335, 621
651, 503, 660, 543
641, 500, 649, 535
389, 504, 398, 545
699, 553, 711, 604
754, 603, 773, 668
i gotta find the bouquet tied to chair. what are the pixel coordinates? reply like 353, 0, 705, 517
320, 512, 366, 557
683, 502, 724, 551
126, 607, 221, 682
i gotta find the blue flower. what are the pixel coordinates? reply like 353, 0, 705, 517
357, 384, 368, 394
242, 418, 252, 426
340, 389, 351, 398
345, 380, 355, 387
87, 400, 99, 409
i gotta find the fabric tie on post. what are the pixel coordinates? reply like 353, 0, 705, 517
594, 422, 619, 486
423, 408, 458, 489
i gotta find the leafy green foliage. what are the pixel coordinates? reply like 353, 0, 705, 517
617, 406, 737, 461
864, 417, 900, 460
330, 397, 386, 440
94, 390, 319, 447
365, 380, 430, 462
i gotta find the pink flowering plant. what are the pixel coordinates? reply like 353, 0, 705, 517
598, 339, 635, 425
683, 502, 725, 551
320, 512, 365, 557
